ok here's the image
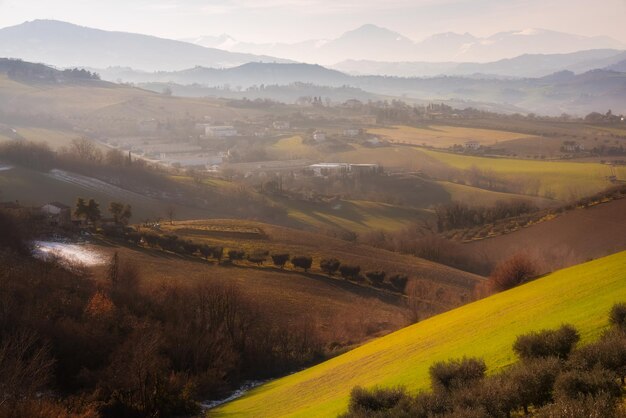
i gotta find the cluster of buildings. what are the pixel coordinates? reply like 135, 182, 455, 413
307, 163, 380, 177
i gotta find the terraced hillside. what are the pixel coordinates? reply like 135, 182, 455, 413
212, 250, 626, 417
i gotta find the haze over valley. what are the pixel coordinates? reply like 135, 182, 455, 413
1, 1, 626, 417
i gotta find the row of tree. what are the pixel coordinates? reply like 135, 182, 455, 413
112, 229, 411, 293
343, 304, 626, 417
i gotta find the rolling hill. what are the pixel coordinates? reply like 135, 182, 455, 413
101, 62, 626, 116
0, 20, 289, 71
212, 250, 626, 417
86, 218, 483, 346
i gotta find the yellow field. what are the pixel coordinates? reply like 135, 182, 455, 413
437, 181, 557, 208
422, 149, 625, 200
368, 125, 536, 148
268, 135, 321, 160
213, 251, 626, 417
283, 199, 431, 233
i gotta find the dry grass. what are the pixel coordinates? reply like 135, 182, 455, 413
368, 125, 536, 148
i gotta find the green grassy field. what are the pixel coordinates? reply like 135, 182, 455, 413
437, 180, 557, 208
212, 251, 626, 417
282, 198, 431, 233
422, 149, 625, 200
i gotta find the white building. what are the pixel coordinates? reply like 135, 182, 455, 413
343, 128, 361, 137
313, 130, 327, 142
273, 121, 290, 130
202, 125, 238, 138
465, 140, 480, 150
308, 163, 349, 176
349, 163, 379, 175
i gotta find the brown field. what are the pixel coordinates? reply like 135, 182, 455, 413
464, 198, 626, 273
158, 219, 481, 291
88, 220, 483, 346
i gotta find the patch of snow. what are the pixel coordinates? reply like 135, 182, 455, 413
33, 241, 107, 266
0, 164, 13, 171
201, 380, 267, 410
513, 28, 540, 36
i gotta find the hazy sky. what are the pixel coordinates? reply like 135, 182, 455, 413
1, 0, 625, 43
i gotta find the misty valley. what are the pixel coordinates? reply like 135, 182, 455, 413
1, 4, 626, 418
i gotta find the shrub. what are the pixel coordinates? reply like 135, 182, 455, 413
389, 274, 409, 293
344, 386, 411, 415
339, 265, 361, 281
291, 256, 312, 272
127, 231, 142, 245
365, 271, 386, 287
569, 330, 626, 383
429, 357, 486, 392
535, 393, 620, 418
450, 374, 518, 418
609, 302, 626, 330
199, 244, 213, 260
513, 324, 580, 360
247, 252, 267, 265
488, 253, 537, 292
507, 356, 561, 413
142, 232, 159, 247
228, 249, 245, 261
554, 367, 621, 401
159, 234, 180, 252
271, 253, 290, 269
320, 258, 341, 276
211, 246, 224, 263
181, 240, 199, 256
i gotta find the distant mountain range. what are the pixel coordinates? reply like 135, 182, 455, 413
182, 24, 626, 64
333, 50, 626, 78
95, 62, 626, 116
0, 20, 290, 71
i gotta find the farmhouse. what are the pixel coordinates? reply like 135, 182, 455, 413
273, 121, 290, 130
349, 163, 379, 175
309, 163, 349, 176
312, 130, 327, 142
198, 124, 239, 138
562, 141, 585, 152
465, 140, 480, 150
343, 128, 361, 137
41, 202, 71, 226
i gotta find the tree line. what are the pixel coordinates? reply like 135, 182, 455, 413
105, 227, 410, 294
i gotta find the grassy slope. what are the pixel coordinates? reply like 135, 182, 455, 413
0, 166, 209, 221
422, 149, 625, 200
213, 251, 626, 417
268, 137, 621, 203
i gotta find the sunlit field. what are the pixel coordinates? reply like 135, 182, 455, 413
214, 251, 626, 417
